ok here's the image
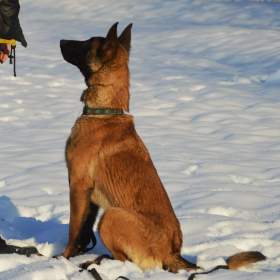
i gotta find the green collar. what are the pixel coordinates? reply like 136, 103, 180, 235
83, 106, 124, 116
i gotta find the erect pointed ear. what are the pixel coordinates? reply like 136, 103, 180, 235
118, 23, 133, 53
106, 22, 118, 42
101, 22, 119, 61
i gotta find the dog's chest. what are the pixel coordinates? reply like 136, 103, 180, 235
66, 119, 102, 181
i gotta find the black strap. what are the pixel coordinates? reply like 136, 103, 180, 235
88, 268, 103, 280
8, 45, 16, 77
13, 46, 16, 77
83, 106, 124, 116
188, 265, 228, 280
88, 269, 130, 280
82, 260, 130, 280
0, 242, 39, 256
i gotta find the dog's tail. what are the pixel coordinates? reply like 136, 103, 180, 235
226, 251, 266, 269
188, 251, 266, 280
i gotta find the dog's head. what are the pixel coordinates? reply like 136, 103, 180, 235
60, 22, 132, 80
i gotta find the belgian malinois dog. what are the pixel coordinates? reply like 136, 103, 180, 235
60, 23, 266, 274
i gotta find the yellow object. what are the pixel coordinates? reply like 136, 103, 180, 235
0, 39, 16, 47
0, 38, 17, 77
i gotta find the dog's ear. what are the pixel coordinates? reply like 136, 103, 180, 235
106, 22, 118, 42
118, 23, 133, 53
100, 22, 118, 61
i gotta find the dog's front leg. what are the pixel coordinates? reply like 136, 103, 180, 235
63, 182, 92, 258
77, 202, 99, 251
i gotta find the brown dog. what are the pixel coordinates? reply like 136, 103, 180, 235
60, 23, 266, 273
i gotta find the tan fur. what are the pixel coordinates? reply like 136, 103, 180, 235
64, 111, 191, 270
61, 24, 197, 272
226, 251, 266, 270
84, 46, 130, 111
60, 23, 265, 273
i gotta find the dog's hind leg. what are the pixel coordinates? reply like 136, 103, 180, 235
98, 207, 165, 271
98, 207, 199, 272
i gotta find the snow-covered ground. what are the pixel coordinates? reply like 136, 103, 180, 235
1, 0, 280, 279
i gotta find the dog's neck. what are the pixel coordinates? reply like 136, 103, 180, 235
81, 64, 130, 112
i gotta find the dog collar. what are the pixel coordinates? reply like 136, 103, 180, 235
83, 106, 124, 116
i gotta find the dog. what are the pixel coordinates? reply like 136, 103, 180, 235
59, 23, 266, 273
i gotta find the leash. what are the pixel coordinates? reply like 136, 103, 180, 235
187, 265, 228, 280
87, 268, 129, 280
0, 39, 17, 77
79, 253, 130, 280
1, 235, 128, 280
87, 268, 130, 280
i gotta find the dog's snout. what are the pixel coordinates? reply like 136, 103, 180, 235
60, 39, 68, 48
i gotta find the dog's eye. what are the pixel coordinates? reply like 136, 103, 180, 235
96, 47, 103, 58
90, 40, 102, 52
91, 41, 99, 49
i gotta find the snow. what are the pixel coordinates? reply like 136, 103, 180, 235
0, 0, 280, 279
